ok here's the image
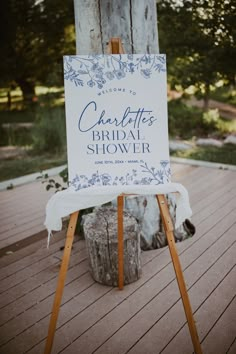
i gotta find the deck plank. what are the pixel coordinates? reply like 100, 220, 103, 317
202, 296, 236, 354
0, 241, 86, 309
227, 338, 236, 354
18, 201, 236, 353
0, 164, 235, 354
0, 179, 55, 250
0, 233, 66, 280
52, 223, 236, 354
129, 238, 236, 354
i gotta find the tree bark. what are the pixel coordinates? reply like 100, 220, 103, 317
203, 82, 210, 111
7, 90, 11, 110
83, 207, 141, 286
73, 0, 159, 54
17, 78, 35, 103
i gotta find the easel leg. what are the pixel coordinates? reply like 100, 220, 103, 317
44, 211, 79, 354
117, 195, 124, 290
156, 195, 202, 354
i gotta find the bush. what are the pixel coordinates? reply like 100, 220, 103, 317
202, 109, 220, 129
168, 99, 225, 139
210, 85, 236, 106
32, 106, 66, 154
171, 144, 236, 165
0, 124, 33, 146
168, 99, 205, 138
0, 109, 35, 124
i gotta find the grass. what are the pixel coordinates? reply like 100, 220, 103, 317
0, 124, 33, 146
0, 153, 67, 182
0, 86, 64, 125
168, 98, 236, 139
210, 85, 236, 107
171, 144, 236, 165
0, 109, 36, 124
0, 86, 68, 181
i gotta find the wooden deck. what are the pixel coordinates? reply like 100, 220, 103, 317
0, 163, 235, 354
0, 180, 55, 253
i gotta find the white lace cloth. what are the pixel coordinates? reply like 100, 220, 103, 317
45, 182, 192, 246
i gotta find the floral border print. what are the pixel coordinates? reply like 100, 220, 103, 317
70, 160, 171, 191
64, 54, 166, 90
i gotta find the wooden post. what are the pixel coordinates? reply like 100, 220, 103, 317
44, 211, 79, 354
156, 195, 202, 354
74, 0, 159, 54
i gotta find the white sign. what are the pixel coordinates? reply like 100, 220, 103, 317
63, 54, 171, 191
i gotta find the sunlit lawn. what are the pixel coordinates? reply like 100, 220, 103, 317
0, 153, 67, 182
171, 144, 236, 166
0, 86, 65, 121
210, 85, 236, 106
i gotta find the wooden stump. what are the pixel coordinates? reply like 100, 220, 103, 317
83, 206, 141, 286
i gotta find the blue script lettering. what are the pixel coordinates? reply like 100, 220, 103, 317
78, 101, 157, 133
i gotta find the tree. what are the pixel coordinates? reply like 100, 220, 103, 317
0, 0, 75, 101
157, 0, 236, 108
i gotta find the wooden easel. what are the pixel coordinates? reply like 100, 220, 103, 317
44, 38, 202, 354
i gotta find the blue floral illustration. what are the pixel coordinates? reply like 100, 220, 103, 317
105, 71, 115, 80
69, 160, 171, 191
87, 80, 95, 87
141, 68, 151, 79
114, 69, 126, 80
64, 54, 166, 90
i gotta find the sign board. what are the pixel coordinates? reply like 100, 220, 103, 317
63, 54, 171, 191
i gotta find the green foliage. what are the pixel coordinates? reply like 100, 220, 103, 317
171, 144, 236, 165
168, 98, 236, 139
32, 107, 66, 154
37, 167, 68, 192
168, 99, 211, 138
157, 0, 236, 101
202, 109, 220, 129
0, 0, 75, 98
0, 87, 67, 148
0, 154, 67, 182
59, 167, 68, 184
0, 125, 33, 147
0, 86, 65, 115
0, 109, 36, 124
210, 85, 236, 106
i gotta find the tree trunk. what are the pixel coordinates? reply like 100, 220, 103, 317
7, 90, 11, 110
83, 207, 141, 286
73, 0, 159, 54
203, 82, 210, 111
17, 78, 35, 103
